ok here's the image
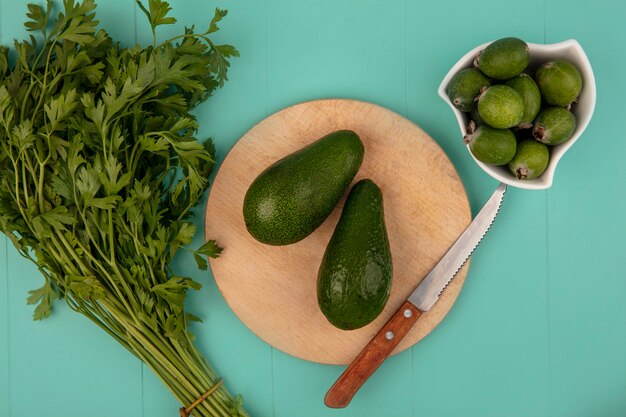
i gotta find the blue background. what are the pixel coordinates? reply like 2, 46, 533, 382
1, 1, 625, 416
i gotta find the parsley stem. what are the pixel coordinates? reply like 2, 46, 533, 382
29, 33, 59, 126
37, 162, 46, 214
1, 3, 245, 416
114, 311, 215, 409
108, 209, 115, 264
21, 163, 30, 208
54, 229, 142, 325
76, 299, 132, 352
173, 342, 234, 416
157, 32, 213, 50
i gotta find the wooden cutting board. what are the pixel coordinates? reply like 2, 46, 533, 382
205, 99, 471, 365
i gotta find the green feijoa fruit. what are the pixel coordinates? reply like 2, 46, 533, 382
467, 125, 517, 165
508, 139, 550, 179
476, 37, 530, 80
505, 73, 541, 127
532, 107, 576, 145
447, 68, 491, 112
478, 85, 525, 129
535, 60, 583, 106
465, 107, 484, 136
470, 106, 485, 127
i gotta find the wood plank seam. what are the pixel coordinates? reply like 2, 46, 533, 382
545, 189, 553, 417
2, 236, 10, 417
264, 1, 276, 416
0, 4, 11, 416
403, 0, 408, 119
542, 7, 553, 416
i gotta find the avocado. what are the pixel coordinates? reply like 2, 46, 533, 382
243, 130, 364, 246
317, 179, 392, 330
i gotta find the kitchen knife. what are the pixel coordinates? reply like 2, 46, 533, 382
324, 182, 507, 408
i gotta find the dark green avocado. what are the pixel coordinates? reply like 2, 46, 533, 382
243, 130, 364, 246
317, 179, 392, 330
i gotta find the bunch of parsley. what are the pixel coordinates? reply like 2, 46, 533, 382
0, 1, 246, 416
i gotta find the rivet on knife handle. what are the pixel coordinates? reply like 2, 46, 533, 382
324, 301, 422, 408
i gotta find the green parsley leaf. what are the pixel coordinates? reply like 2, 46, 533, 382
207, 8, 228, 34
25, 1, 52, 34
193, 253, 208, 271
148, 0, 177, 28
1, 1, 245, 413
152, 276, 201, 313
26, 279, 56, 321
196, 239, 223, 258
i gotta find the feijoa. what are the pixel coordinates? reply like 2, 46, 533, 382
447, 68, 491, 112
508, 139, 550, 179
470, 106, 484, 127
535, 60, 583, 106
466, 107, 485, 135
478, 85, 525, 129
467, 125, 517, 165
532, 107, 576, 145
476, 37, 530, 80
505, 73, 541, 127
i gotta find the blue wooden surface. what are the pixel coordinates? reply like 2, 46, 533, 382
1, 234, 7, 416
1, 1, 625, 416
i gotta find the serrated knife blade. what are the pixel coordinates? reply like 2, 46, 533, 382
408, 182, 507, 311
325, 183, 507, 409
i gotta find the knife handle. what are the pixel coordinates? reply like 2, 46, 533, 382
324, 301, 422, 408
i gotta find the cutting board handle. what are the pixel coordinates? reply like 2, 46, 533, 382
324, 301, 422, 408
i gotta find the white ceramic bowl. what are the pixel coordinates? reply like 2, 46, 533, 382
438, 39, 596, 190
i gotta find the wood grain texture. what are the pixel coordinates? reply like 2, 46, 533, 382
325, 301, 422, 408
205, 98, 471, 365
